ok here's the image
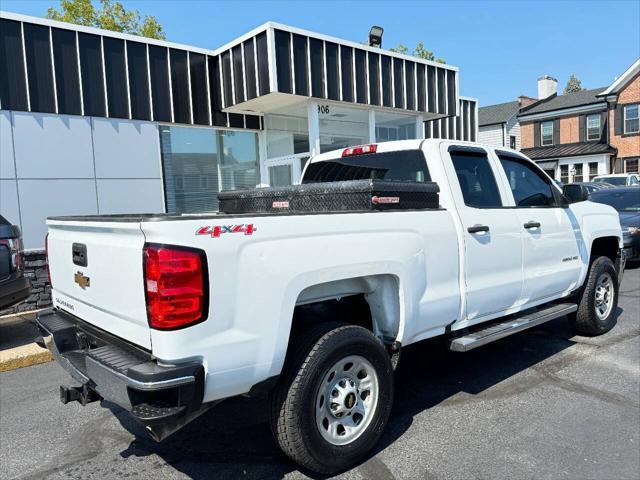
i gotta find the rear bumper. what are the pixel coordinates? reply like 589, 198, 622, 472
36, 308, 204, 426
0, 275, 31, 310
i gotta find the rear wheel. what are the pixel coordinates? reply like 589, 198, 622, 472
270, 324, 394, 474
570, 256, 619, 336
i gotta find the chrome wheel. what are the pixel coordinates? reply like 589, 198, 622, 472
315, 355, 379, 446
594, 272, 614, 320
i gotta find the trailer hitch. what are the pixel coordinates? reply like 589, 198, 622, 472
60, 384, 100, 406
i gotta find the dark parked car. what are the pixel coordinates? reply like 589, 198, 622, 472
0, 215, 31, 310
589, 188, 640, 261
572, 181, 615, 195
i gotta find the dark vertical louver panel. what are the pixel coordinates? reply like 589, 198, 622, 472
340, 46, 353, 102
148, 45, 171, 122
208, 56, 226, 126
354, 49, 366, 104
292, 34, 308, 96
427, 65, 436, 113
52, 28, 81, 115
424, 121, 431, 138
367, 52, 379, 105
309, 38, 324, 98
448, 116, 455, 139
325, 42, 339, 100
170, 49, 191, 124
245, 114, 260, 130
243, 39, 257, 100
78, 33, 105, 117
232, 44, 245, 103
470, 103, 476, 141
126, 40, 150, 121
416, 63, 426, 112
393, 58, 404, 109
463, 103, 469, 141
189, 52, 208, 125
103, 37, 128, 118
405, 61, 415, 111
0, 19, 28, 111
228, 113, 244, 128
432, 119, 439, 138
255, 32, 269, 96
381, 55, 392, 107
437, 68, 446, 114
221, 50, 233, 108
274, 30, 292, 94
447, 70, 456, 116
23, 23, 55, 113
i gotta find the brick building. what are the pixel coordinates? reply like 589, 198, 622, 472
518, 61, 639, 182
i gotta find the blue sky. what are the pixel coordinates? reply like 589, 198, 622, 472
3, 0, 639, 106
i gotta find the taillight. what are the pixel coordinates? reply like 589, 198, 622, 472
45, 233, 52, 286
143, 244, 208, 330
342, 143, 377, 157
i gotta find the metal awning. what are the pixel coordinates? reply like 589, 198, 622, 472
214, 22, 459, 119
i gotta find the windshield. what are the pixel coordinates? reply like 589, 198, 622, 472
302, 150, 430, 184
590, 190, 640, 212
594, 176, 627, 186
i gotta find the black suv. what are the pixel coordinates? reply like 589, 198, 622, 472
0, 215, 31, 310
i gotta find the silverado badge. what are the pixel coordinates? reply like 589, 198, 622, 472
74, 271, 90, 289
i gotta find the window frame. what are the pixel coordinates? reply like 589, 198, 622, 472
586, 113, 601, 141
496, 152, 560, 208
540, 121, 554, 146
509, 135, 517, 149
624, 104, 640, 134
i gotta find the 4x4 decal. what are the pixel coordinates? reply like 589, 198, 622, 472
196, 224, 257, 238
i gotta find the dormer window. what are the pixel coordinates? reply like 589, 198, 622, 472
587, 114, 601, 141
541, 121, 554, 146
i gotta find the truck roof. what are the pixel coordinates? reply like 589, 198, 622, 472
308, 139, 489, 164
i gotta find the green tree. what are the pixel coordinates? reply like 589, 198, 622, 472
46, 0, 165, 40
564, 74, 585, 94
390, 41, 445, 64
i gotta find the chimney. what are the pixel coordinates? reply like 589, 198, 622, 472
538, 75, 558, 100
518, 95, 538, 108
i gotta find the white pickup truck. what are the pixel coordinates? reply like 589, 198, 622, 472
37, 139, 625, 474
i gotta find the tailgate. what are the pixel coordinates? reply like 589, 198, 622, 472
47, 219, 151, 349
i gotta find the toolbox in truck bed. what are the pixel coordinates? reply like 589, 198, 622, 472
217, 180, 440, 214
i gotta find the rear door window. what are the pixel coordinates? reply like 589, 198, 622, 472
449, 150, 502, 208
302, 150, 430, 184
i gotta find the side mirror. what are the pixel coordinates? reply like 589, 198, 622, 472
563, 184, 589, 204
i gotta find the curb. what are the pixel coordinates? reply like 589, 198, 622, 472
0, 342, 52, 372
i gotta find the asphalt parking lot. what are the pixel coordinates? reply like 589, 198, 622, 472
1, 267, 638, 480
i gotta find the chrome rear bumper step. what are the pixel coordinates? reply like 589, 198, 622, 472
449, 303, 578, 352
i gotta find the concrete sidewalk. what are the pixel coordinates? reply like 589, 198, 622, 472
0, 310, 51, 372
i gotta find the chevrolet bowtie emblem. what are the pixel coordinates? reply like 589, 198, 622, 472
74, 271, 90, 289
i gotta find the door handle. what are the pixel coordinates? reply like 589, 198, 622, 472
523, 221, 541, 229
468, 225, 490, 234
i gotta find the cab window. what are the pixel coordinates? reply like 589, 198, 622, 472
450, 150, 502, 208
498, 155, 556, 207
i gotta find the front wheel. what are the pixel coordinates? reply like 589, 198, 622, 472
270, 324, 394, 474
570, 256, 619, 336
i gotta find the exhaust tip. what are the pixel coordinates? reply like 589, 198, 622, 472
145, 425, 161, 443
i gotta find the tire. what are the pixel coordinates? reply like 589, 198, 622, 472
270, 323, 394, 474
570, 256, 619, 336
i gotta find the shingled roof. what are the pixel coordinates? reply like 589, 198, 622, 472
478, 101, 520, 126
519, 88, 607, 117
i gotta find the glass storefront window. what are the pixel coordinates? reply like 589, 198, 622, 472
265, 104, 309, 158
269, 164, 293, 187
375, 111, 417, 141
318, 105, 369, 153
160, 126, 259, 213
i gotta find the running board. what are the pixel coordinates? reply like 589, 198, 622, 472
449, 303, 578, 352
